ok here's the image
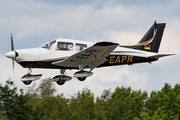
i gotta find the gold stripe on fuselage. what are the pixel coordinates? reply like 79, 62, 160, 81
39, 56, 69, 61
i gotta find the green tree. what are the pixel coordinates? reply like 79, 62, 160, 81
36, 78, 56, 97
106, 86, 148, 120
36, 94, 69, 120
0, 79, 33, 120
68, 87, 95, 120
3, 77, 180, 120
145, 83, 180, 119
94, 89, 112, 120
25, 78, 59, 120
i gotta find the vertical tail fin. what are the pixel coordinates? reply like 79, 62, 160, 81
122, 21, 166, 53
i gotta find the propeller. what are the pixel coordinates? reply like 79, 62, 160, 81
5, 34, 19, 73
11, 34, 14, 72
11, 34, 15, 72
10, 34, 18, 73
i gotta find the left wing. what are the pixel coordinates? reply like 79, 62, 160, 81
52, 42, 119, 69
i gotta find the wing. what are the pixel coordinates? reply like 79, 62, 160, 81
52, 42, 119, 69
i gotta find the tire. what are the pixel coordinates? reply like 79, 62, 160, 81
77, 77, 86, 81
56, 80, 65, 85
23, 81, 32, 85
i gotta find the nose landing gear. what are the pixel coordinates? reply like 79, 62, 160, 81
23, 80, 32, 85
21, 68, 42, 85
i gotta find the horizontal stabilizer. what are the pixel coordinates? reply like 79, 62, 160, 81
147, 53, 175, 59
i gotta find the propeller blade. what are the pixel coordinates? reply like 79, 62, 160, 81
11, 34, 14, 51
12, 59, 14, 73
11, 34, 16, 73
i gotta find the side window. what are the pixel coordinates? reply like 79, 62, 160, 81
56, 42, 74, 51
76, 43, 87, 51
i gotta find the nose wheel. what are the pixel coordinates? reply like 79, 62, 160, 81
23, 80, 32, 85
21, 68, 42, 85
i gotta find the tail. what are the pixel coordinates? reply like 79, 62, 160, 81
122, 21, 166, 53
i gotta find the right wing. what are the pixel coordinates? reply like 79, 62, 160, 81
52, 42, 119, 69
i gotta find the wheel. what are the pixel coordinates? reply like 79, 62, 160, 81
77, 77, 86, 81
23, 81, 32, 85
56, 80, 65, 85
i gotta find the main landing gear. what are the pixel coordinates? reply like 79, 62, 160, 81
52, 69, 72, 85
21, 68, 42, 85
52, 68, 93, 85
73, 70, 93, 81
73, 64, 93, 81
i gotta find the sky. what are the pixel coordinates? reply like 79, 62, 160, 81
0, 0, 180, 97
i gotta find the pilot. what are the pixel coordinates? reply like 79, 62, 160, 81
57, 42, 66, 50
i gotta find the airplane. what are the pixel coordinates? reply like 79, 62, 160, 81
5, 21, 174, 85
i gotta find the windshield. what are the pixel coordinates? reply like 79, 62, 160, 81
40, 40, 56, 50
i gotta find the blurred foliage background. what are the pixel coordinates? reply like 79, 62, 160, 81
0, 78, 180, 120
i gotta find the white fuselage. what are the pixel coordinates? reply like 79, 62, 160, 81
5, 38, 160, 69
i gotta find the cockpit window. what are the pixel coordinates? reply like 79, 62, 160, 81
76, 43, 87, 51
56, 42, 74, 51
41, 40, 56, 50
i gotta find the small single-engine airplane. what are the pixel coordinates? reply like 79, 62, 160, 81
5, 21, 174, 85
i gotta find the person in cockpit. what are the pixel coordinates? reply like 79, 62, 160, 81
57, 42, 66, 50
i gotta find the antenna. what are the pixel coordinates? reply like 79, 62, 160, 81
119, 40, 124, 45
100, 37, 105, 42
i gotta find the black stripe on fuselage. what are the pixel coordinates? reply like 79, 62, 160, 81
19, 55, 158, 69
19, 61, 78, 69
98, 55, 158, 67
